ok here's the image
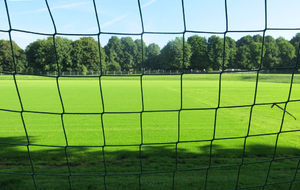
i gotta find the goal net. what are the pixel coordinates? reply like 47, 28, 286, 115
1, 0, 300, 189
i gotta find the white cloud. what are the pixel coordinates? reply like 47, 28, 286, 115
20, 2, 91, 14
87, 13, 130, 32
64, 21, 80, 29
142, 0, 158, 8
9, 0, 34, 1
101, 13, 130, 28
20, 8, 47, 14
51, 2, 91, 10
87, 26, 98, 32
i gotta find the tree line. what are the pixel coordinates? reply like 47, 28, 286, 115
0, 33, 300, 73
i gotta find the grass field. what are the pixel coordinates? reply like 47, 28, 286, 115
1, 73, 300, 190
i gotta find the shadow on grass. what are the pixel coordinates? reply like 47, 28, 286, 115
1, 136, 300, 190
1, 135, 300, 165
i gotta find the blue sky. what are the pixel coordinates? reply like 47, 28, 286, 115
0, 0, 300, 49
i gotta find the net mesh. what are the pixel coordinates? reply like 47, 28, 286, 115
1, 0, 300, 189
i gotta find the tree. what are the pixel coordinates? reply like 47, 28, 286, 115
276, 37, 295, 67
70, 39, 84, 71
145, 43, 160, 69
207, 35, 223, 70
71, 37, 106, 72
235, 35, 264, 69
0, 40, 27, 72
235, 45, 251, 69
289, 33, 300, 64
120, 37, 138, 70
249, 41, 264, 68
26, 38, 56, 72
289, 33, 300, 49
262, 35, 280, 68
26, 37, 76, 73
159, 37, 191, 70
106, 58, 121, 71
104, 36, 122, 71
134, 39, 147, 70
55, 37, 73, 72
236, 35, 253, 47
187, 35, 208, 70
224, 37, 237, 69
253, 34, 263, 43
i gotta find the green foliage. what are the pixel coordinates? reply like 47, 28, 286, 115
0, 40, 27, 72
224, 37, 237, 69
25, 37, 106, 73
56, 37, 73, 72
2, 33, 300, 72
187, 35, 208, 70
290, 33, 300, 48
253, 34, 263, 43
134, 39, 147, 70
160, 37, 191, 69
262, 36, 280, 68
290, 33, 300, 55
104, 36, 122, 71
71, 37, 106, 72
290, 33, 300, 64
145, 43, 160, 69
276, 37, 296, 67
107, 60, 121, 71
235, 35, 265, 69
207, 35, 223, 70
26, 37, 57, 72
120, 37, 138, 70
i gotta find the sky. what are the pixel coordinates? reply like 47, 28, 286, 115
0, 0, 300, 50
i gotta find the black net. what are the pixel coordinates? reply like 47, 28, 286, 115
1, 0, 300, 189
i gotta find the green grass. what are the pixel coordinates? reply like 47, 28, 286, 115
1, 73, 300, 190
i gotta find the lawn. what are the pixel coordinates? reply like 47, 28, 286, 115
0, 73, 300, 190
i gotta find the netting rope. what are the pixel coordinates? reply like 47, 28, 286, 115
1, 0, 300, 189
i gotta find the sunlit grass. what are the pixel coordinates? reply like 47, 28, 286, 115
0, 73, 300, 189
